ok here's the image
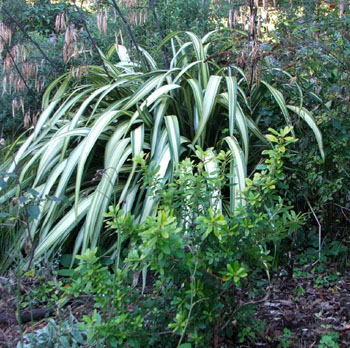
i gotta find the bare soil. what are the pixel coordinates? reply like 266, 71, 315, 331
1, 261, 350, 348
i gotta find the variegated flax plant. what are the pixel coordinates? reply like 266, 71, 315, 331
0, 30, 324, 268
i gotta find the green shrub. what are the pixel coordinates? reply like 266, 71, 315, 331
271, 8, 350, 241
48, 129, 303, 346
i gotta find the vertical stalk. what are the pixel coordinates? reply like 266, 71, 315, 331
200, 0, 208, 37
305, 196, 322, 260
74, 2, 113, 79
22, 202, 36, 271
149, 0, 170, 69
177, 258, 198, 348
16, 261, 23, 348
110, 0, 149, 71
248, 0, 257, 93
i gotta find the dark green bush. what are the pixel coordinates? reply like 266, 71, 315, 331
271, 6, 350, 241
49, 129, 303, 347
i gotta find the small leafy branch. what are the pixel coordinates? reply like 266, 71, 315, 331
0, 169, 71, 271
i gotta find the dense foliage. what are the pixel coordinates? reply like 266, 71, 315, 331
0, 0, 349, 346
0, 30, 323, 268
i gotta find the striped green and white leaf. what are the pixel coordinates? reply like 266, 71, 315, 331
287, 105, 325, 161
0, 33, 324, 267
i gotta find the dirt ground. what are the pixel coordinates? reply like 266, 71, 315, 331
250, 265, 350, 347
1, 261, 350, 348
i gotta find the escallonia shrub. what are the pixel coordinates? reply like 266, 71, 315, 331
59, 127, 304, 347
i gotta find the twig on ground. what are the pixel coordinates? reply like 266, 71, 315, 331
0, 307, 56, 325
334, 203, 350, 222
220, 286, 271, 332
